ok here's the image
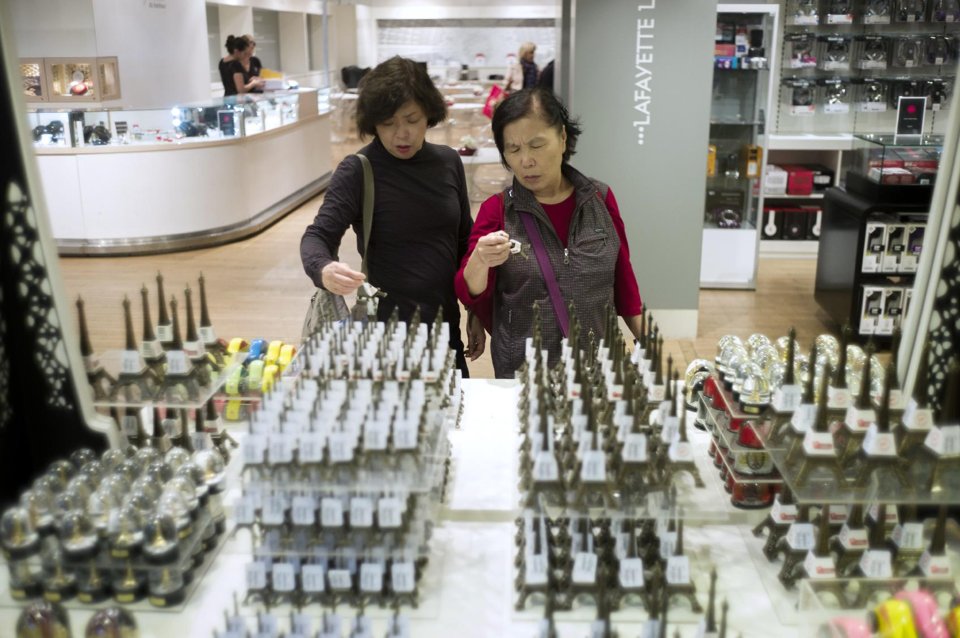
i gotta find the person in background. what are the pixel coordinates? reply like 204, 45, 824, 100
230, 35, 264, 95
219, 35, 246, 97
455, 87, 644, 378
301, 56, 485, 376
505, 42, 539, 92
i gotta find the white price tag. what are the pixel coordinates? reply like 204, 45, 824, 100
668, 440, 694, 462
524, 553, 548, 586
141, 340, 163, 359
660, 416, 679, 443
291, 496, 316, 526
120, 350, 143, 375
166, 351, 189, 375
858, 549, 893, 578
302, 564, 325, 592
199, 326, 216, 344
391, 562, 416, 593
350, 497, 374, 528
902, 400, 933, 431
786, 523, 816, 551
258, 614, 278, 635
790, 404, 816, 433
659, 532, 677, 560
299, 433, 325, 463
827, 387, 851, 409
156, 324, 173, 342
862, 423, 897, 457
269, 434, 294, 464
364, 421, 389, 451
360, 563, 383, 593
243, 434, 266, 465
327, 569, 352, 591
580, 450, 607, 483
533, 453, 559, 482
607, 384, 624, 401
920, 551, 952, 577
619, 557, 644, 589
804, 552, 836, 579
648, 385, 665, 402
121, 415, 140, 438
857, 101, 887, 113
272, 563, 296, 592
393, 422, 418, 450
844, 406, 875, 431
771, 497, 798, 524
925, 425, 960, 457
772, 385, 802, 412
320, 497, 344, 528
572, 552, 598, 585
826, 13, 853, 23
328, 432, 354, 463
234, 495, 256, 525
262, 494, 286, 525
792, 15, 818, 25
623, 433, 648, 462
802, 431, 836, 457
292, 614, 312, 636
246, 562, 268, 590
891, 522, 924, 550
378, 497, 402, 529
666, 555, 691, 585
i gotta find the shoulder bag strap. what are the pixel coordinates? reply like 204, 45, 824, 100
355, 152, 375, 278
517, 209, 569, 339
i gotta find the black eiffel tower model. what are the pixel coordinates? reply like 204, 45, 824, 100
154, 297, 201, 402
753, 483, 798, 561
109, 296, 160, 401
836, 341, 877, 465
140, 284, 166, 375
197, 273, 227, 366
923, 358, 960, 495
786, 364, 843, 489
660, 377, 705, 488
895, 341, 934, 459
665, 518, 702, 612
77, 296, 115, 400
852, 361, 912, 490
832, 504, 868, 577
769, 341, 817, 447
183, 285, 213, 387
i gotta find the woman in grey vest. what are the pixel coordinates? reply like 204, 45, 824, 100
455, 87, 644, 378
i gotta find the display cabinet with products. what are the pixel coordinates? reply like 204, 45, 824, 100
19, 59, 46, 103
814, 134, 939, 341
39, 57, 121, 102
702, 5, 780, 289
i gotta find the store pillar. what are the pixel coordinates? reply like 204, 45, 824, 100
569, 0, 716, 338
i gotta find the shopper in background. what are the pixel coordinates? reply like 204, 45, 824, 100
229, 35, 264, 95
301, 56, 485, 376
455, 87, 644, 378
219, 35, 247, 97
505, 42, 539, 92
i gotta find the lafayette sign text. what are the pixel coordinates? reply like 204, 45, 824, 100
634, 1, 655, 145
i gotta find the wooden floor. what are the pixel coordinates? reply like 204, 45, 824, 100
58, 141, 837, 379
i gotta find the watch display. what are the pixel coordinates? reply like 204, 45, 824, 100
865, 0, 894, 23
856, 79, 890, 112
786, 32, 818, 68
925, 35, 956, 66
896, 0, 926, 21
858, 36, 889, 70
893, 37, 925, 69
790, 0, 820, 25
820, 36, 852, 70
933, 0, 960, 21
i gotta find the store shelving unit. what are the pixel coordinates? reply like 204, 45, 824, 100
701, 4, 780, 289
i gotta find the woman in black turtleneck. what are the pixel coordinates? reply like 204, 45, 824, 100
300, 56, 485, 376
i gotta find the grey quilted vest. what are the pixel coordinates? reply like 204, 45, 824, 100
492, 166, 620, 378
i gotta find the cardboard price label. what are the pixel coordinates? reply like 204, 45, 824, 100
619, 557, 644, 589
802, 431, 836, 457
243, 434, 266, 465
327, 569, 352, 591
827, 387, 852, 409
622, 433, 648, 463
350, 497, 374, 528
804, 552, 836, 579
246, 562, 268, 590
844, 406, 875, 431
378, 497, 402, 529
920, 551, 952, 577
320, 497, 344, 528
862, 423, 897, 457
786, 523, 816, 551
393, 423, 418, 450
925, 425, 960, 457
364, 422, 389, 451
272, 563, 296, 592
858, 549, 893, 578
234, 496, 256, 525
791, 404, 816, 433
328, 432, 354, 463
301, 564, 325, 592
533, 453, 560, 482
666, 555, 691, 585
580, 450, 607, 483
891, 522, 924, 550
166, 351, 189, 375
772, 385, 802, 412
269, 434, 294, 464
668, 440, 694, 463
901, 400, 933, 431
262, 494, 286, 525
572, 552, 598, 584
291, 496, 316, 526
360, 563, 383, 593
524, 553, 549, 586
120, 350, 144, 375
771, 498, 798, 524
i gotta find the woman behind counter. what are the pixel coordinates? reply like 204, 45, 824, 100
301, 56, 485, 376
228, 35, 264, 95
455, 87, 644, 378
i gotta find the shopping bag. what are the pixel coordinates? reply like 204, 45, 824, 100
483, 84, 506, 118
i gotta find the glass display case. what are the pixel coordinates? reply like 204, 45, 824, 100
19, 59, 46, 103
26, 90, 312, 150
701, 5, 779, 289
848, 133, 943, 184
42, 57, 121, 102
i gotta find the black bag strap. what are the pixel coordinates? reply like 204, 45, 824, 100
355, 152, 374, 278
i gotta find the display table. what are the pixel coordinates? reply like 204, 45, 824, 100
1, 380, 954, 637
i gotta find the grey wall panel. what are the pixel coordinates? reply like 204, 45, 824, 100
570, 0, 717, 313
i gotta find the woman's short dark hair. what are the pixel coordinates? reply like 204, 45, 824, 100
355, 57, 447, 138
225, 35, 250, 54
491, 87, 582, 167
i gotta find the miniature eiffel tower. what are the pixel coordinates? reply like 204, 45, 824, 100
77, 296, 115, 400
837, 342, 877, 465
853, 361, 911, 489
767, 328, 802, 431
831, 504, 869, 576
183, 285, 213, 386
140, 284, 166, 374
197, 273, 227, 366
571, 396, 617, 509
786, 505, 845, 603
912, 506, 951, 582
825, 325, 854, 419
896, 341, 934, 458
665, 519, 702, 612
889, 505, 925, 575
155, 297, 201, 402
924, 359, 960, 495
849, 504, 899, 608
787, 365, 844, 488
155, 272, 174, 350
773, 503, 813, 566
661, 382, 705, 488
109, 295, 159, 401
770, 341, 818, 447
515, 514, 557, 611
753, 484, 798, 561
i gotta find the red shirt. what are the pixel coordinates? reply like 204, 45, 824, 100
455, 188, 643, 317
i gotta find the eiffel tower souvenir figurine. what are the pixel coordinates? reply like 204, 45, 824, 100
825, 325, 853, 417
665, 518, 702, 612
753, 484, 798, 561
837, 342, 877, 465
155, 297, 201, 402
183, 285, 213, 386
787, 364, 843, 490
853, 361, 911, 490
769, 328, 802, 423
830, 504, 869, 577
849, 504, 898, 608
896, 341, 934, 458
110, 296, 160, 401
787, 505, 844, 601
661, 382, 705, 488
923, 358, 960, 495
698, 568, 719, 637
915, 506, 951, 580
77, 296, 115, 400
770, 341, 818, 447
889, 505, 925, 575
140, 284, 166, 374
155, 272, 173, 350
197, 273, 227, 365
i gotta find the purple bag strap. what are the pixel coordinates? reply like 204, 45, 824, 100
517, 210, 569, 338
